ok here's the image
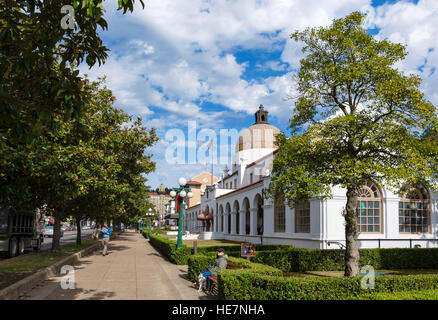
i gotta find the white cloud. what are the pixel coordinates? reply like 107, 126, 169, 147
81, 0, 438, 187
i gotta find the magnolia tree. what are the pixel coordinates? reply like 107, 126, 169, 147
268, 12, 438, 276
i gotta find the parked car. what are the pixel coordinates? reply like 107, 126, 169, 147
41, 226, 64, 238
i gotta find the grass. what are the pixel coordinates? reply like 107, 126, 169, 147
0, 239, 99, 290
182, 239, 241, 247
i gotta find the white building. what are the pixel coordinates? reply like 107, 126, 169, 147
183, 105, 438, 249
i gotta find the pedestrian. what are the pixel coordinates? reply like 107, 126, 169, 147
100, 223, 112, 256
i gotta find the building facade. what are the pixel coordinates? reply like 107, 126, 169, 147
183, 105, 438, 249
148, 184, 172, 224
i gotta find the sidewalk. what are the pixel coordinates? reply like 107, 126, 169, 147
18, 231, 209, 300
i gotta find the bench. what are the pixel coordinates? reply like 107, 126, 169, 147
205, 262, 244, 295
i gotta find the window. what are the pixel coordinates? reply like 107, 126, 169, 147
226, 183, 228, 189
250, 173, 253, 184
295, 201, 310, 233
399, 185, 430, 233
274, 195, 286, 232
234, 179, 237, 188
356, 181, 382, 233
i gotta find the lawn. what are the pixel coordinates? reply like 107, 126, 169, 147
158, 234, 241, 248
182, 239, 241, 247
0, 239, 98, 290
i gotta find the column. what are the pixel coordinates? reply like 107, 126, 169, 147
250, 208, 258, 236
231, 212, 237, 234
239, 210, 246, 235
224, 213, 229, 234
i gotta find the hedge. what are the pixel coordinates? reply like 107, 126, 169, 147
195, 244, 295, 255
251, 248, 438, 272
148, 235, 191, 265
140, 228, 163, 239
187, 254, 282, 283
217, 272, 438, 300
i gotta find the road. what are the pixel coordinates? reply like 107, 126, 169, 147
0, 229, 95, 261
40, 229, 95, 250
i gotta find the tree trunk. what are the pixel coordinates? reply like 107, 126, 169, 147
51, 211, 62, 253
76, 218, 82, 245
344, 186, 360, 276
93, 222, 100, 240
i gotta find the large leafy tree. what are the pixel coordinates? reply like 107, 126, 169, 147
268, 12, 438, 276
0, 0, 145, 208
29, 78, 157, 251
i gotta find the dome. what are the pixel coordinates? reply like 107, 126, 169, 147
236, 105, 280, 153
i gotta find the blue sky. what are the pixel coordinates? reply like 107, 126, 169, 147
80, 0, 438, 188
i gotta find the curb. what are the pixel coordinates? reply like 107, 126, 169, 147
0, 232, 120, 300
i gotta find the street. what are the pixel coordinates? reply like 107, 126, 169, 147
0, 229, 95, 261
40, 229, 95, 251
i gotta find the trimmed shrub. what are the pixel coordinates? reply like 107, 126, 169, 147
187, 255, 282, 283
195, 244, 295, 255
140, 228, 162, 239
218, 272, 438, 300
149, 235, 191, 265
251, 248, 438, 272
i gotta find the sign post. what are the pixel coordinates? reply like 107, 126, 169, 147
241, 243, 255, 261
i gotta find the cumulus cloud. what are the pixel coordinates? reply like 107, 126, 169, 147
80, 0, 438, 187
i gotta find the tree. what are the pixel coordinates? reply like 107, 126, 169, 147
267, 12, 438, 276
29, 77, 158, 250
0, 0, 145, 209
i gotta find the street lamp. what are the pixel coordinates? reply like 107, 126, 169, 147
170, 177, 193, 249
146, 208, 154, 238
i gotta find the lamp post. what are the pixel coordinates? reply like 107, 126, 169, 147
147, 208, 154, 238
170, 177, 193, 249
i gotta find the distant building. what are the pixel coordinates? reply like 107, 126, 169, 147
148, 184, 171, 224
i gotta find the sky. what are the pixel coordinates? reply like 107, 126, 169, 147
79, 0, 437, 189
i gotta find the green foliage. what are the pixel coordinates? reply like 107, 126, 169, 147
268, 10, 438, 276
251, 248, 438, 272
218, 272, 438, 300
187, 254, 282, 283
149, 235, 191, 265
0, 0, 147, 208
140, 228, 162, 239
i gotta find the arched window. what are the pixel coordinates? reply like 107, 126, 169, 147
357, 181, 382, 233
295, 201, 310, 233
274, 195, 285, 232
399, 185, 430, 233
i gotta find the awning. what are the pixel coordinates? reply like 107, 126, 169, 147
197, 209, 213, 220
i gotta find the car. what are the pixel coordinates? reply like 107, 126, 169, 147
41, 226, 64, 238
61, 225, 68, 232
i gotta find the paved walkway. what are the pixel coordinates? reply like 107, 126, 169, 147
19, 231, 209, 300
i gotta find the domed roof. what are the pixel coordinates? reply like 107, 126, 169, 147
236, 105, 280, 152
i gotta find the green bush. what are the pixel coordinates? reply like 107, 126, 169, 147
187, 254, 282, 283
149, 235, 191, 265
251, 248, 438, 272
195, 244, 295, 255
218, 272, 438, 300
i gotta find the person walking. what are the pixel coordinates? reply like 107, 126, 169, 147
100, 224, 112, 256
